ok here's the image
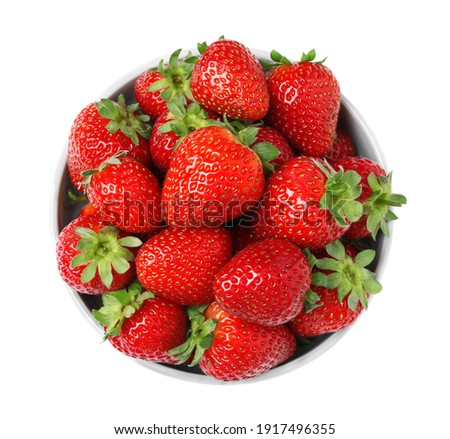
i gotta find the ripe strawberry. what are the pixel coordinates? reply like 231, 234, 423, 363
68, 95, 151, 192
191, 39, 270, 121
84, 155, 161, 234
134, 49, 195, 120
56, 213, 142, 295
214, 239, 311, 326
134, 70, 167, 119
93, 282, 188, 363
251, 126, 295, 171
260, 156, 363, 248
150, 102, 218, 172
324, 129, 356, 161
332, 157, 407, 239
289, 240, 382, 337
264, 49, 340, 156
78, 202, 97, 217
136, 227, 232, 306
227, 120, 293, 173
162, 125, 267, 227
170, 302, 296, 381
290, 285, 364, 337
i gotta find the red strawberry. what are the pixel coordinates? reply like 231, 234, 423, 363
93, 282, 188, 363
68, 95, 151, 192
264, 49, 340, 156
149, 111, 179, 172
191, 39, 270, 121
290, 285, 364, 337
260, 156, 363, 248
56, 213, 142, 295
134, 70, 167, 119
332, 157, 407, 239
324, 129, 356, 161
251, 126, 295, 171
78, 202, 97, 217
134, 49, 195, 120
150, 102, 217, 172
170, 302, 296, 381
136, 227, 232, 306
84, 155, 161, 234
214, 239, 311, 326
289, 239, 382, 337
162, 125, 266, 227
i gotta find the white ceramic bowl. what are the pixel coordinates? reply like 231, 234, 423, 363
52, 49, 390, 384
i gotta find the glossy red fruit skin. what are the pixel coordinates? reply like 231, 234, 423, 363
332, 157, 386, 239
56, 214, 136, 295
200, 302, 296, 381
324, 129, 356, 161
149, 111, 180, 172
134, 70, 167, 120
162, 126, 265, 227
150, 109, 219, 173
191, 40, 270, 121
68, 103, 151, 192
252, 126, 295, 171
288, 285, 363, 337
214, 239, 310, 326
260, 157, 348, 248
87, 157, 162, 234
136, 227, 232, 306
78, 203, 97, 217
108, 297, 188, 363
266, 62, 340, 156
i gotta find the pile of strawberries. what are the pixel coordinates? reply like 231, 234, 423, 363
56, 38, 406, 381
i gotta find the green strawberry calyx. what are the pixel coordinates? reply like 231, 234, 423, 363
302, 249, 324, 313
168, 305, 217, 366
158, 101, 218, 150
312, 240, 382, 311
80, 151, 127, 187
147, 48, 196, 107
365, 172, 407, 239
92, 282, 154, 340
96, 94, 151, 145
223, 118, 280, 172
196, 35, 226, 55
314, 159, 364, 228
260, 49, 327, 69
67, 188, 88, 203
70, 226, 142, 288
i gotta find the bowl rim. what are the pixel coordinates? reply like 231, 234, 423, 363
51, 48, 391, 385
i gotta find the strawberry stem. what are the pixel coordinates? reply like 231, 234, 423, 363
92, 282, 154, 339
314, 159, 363, 228
260, 48, 327, 69
158, 101, 219, 150
312, 240, 382, 310
365, 172, 407, 239
168, 305, 217, 366
70, 226, 142, 288
147, 49, 196, 107
96, 94, 151, 144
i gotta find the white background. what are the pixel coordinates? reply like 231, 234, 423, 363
1, 1, 448, 438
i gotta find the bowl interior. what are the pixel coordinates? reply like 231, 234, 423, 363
53, 50, 389, 383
